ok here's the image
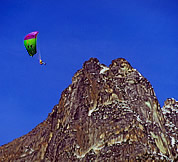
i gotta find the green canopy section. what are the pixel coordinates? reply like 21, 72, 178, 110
24, 38, 37, 57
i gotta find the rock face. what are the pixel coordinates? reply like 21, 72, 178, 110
0, 58, 177, 161
162, 98, 178, 158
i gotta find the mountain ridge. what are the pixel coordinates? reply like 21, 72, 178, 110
0, 58, 177, 161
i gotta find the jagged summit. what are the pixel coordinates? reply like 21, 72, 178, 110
0, 58, 177, 161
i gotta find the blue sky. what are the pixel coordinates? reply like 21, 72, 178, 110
0, 0, 177, 146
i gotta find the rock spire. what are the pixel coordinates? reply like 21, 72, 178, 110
0, 58, 177, 161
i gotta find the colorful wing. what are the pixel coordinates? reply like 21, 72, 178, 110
24, 31, 39, 57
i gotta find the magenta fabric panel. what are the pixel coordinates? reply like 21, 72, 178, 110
24, 31, 39, 40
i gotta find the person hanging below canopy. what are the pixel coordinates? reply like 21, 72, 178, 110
24, 31, 46, 65
39, 59, 46, 65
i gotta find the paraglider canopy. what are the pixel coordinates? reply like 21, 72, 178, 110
24, 31, 46, 65
24, 31, 39, 57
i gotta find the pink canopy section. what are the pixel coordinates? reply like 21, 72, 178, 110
24, 31, 39, 40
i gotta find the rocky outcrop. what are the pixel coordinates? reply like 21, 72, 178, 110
0, 58, 177, 161
162, 98, 178, 158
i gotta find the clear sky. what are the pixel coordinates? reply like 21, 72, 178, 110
0, 0, 177, 146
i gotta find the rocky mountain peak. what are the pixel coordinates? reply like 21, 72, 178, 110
0, 58, 177, 161
110, 58, 133, 75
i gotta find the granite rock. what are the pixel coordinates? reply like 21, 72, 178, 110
0, 58, 177, 161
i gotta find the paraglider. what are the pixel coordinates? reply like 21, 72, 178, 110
24, 31, 46, 65
39, 59, 46, 65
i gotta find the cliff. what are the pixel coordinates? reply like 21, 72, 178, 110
0, 58, 177, 161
